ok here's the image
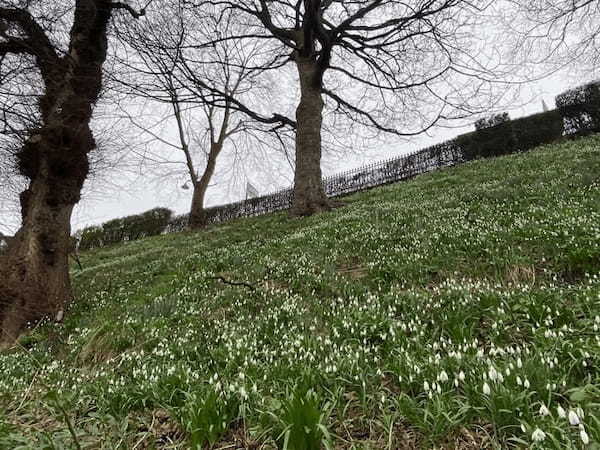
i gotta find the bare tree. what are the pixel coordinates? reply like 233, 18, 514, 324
185, 0, 504, 216
116, 5, 279, 229
505, 0, 600, 76
0, 0, 146, 345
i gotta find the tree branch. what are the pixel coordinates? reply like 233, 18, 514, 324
110, 2, 147, 19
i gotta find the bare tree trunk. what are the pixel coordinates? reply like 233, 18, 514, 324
0, 175, 75, 342
189, 147, 221, 229
0, 128, 92, 343
0, 0, 113, 345
291, 57, 330, 216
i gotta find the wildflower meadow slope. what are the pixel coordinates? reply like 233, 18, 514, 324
1, 135, 600, 449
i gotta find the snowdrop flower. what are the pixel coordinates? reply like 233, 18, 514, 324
577, 407, 585, 419
424, 381, 430, 392
532, 428, 546, 442
557, 405, 566, 418
438, 370, 449, 382
516, 376, 522, 386
458, 371, 465, 381
568, 410, 580, 426
483, 382, 491, 395
516, 357, 522, 369
580, 426, 590, 445
539, 405, 550, 417
523, 379, 530, 389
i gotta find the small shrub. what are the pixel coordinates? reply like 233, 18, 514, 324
556, 81, 600, 135
475, 112, 511, 131
166, 213, 190, 233
77, 225, 104, 251
75, 207, 173, 250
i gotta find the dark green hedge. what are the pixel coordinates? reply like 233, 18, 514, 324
77, 207, 173, 251
556, 81, 600, 135
456, 109, 564, 160
511, 110, 564, 150
456, 121, 517, 160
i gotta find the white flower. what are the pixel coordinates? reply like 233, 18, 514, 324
539, 405, 550, 417
239, 386, 248, 400
532, 428, 546, 442
580, 427, 590, 445
557, 405, 566, 418
483, 382, 491, 395
458, 371, 465, 381
523, 379, 530, 389
438, 370, 449, 382
568, 410, 580, 426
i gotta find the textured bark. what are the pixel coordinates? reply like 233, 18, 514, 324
290, 57, 330, 216
0, 173, 76, 343
0, 0, 113, 345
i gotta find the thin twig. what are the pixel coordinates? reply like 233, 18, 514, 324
208, 276, 256, 291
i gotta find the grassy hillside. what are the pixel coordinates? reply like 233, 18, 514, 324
1, 136, 599, 449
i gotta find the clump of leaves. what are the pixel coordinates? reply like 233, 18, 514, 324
175, 389, 239, 449
267, 385, 332, 450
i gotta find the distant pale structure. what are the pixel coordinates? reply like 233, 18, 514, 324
246, 181, 259, 200
542, 99, 550, 112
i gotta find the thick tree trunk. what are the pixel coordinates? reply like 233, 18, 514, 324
0, 168, 76, 342
0, 0, 112, 345
290, 57, 330, 216
189, 145, 221, 230
0, 125, 94, 344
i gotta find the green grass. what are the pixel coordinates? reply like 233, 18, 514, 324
1, 135, 600, 449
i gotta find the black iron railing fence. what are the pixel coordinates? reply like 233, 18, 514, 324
165, 140, 462, 233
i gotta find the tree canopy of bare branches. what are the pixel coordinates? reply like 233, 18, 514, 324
505, 0, 600, 77
176, 0, 507, 215
115, 3, 288, 229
